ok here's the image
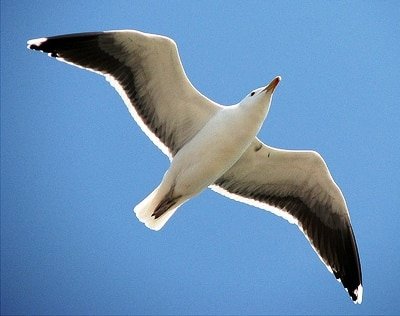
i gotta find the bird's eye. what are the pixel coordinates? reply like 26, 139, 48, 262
250, 91, 256, 96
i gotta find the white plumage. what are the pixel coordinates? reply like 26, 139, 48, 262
27, 29, 362, 303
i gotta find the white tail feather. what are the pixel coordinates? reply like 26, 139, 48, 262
134, 186, 178, 231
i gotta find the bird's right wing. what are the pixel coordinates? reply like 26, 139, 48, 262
27, 30, 221, 159
211, 139, 363, 303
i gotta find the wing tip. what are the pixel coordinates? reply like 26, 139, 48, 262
352, 284, 363, 304
27, 37, 47, 50
27, 37, 59, 58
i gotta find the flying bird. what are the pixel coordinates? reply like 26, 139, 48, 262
27, 30, 362, 303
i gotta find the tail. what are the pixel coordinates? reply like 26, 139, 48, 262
134, 186, 182, 231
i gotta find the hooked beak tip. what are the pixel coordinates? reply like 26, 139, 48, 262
264, 76, 281, 93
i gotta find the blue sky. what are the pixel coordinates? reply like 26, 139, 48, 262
1, 1, 399, 314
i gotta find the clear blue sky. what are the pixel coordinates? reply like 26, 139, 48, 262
1, 1, 399, 314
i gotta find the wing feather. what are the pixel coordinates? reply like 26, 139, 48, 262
212, 138, 363, 303
27, 30, 221, 158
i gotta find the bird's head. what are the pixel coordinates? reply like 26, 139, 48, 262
240, 76, 281, 112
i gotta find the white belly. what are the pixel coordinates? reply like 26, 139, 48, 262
162, 105, 262, 197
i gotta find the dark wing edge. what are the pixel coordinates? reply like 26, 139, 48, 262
211, 141, 363, 303
27, 31, 219, 158
27, 32, 174, 157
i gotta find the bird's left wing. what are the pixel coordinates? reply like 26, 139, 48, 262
211, 139, 363, 303
27, 30, 221, 159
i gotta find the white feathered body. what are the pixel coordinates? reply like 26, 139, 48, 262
135, 101, 270, 230
27, 30, 362, 303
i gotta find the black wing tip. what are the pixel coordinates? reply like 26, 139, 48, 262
333, 267, 362, 303
27, 37, 59, 57
349, 283, 363, 304
300, 208, 362, 304
27, 37, 47, 51
27, 32, 107, 55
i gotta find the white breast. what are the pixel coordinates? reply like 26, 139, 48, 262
165, 104, 265, 196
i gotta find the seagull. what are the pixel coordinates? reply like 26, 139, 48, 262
27, 30, 362, 303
